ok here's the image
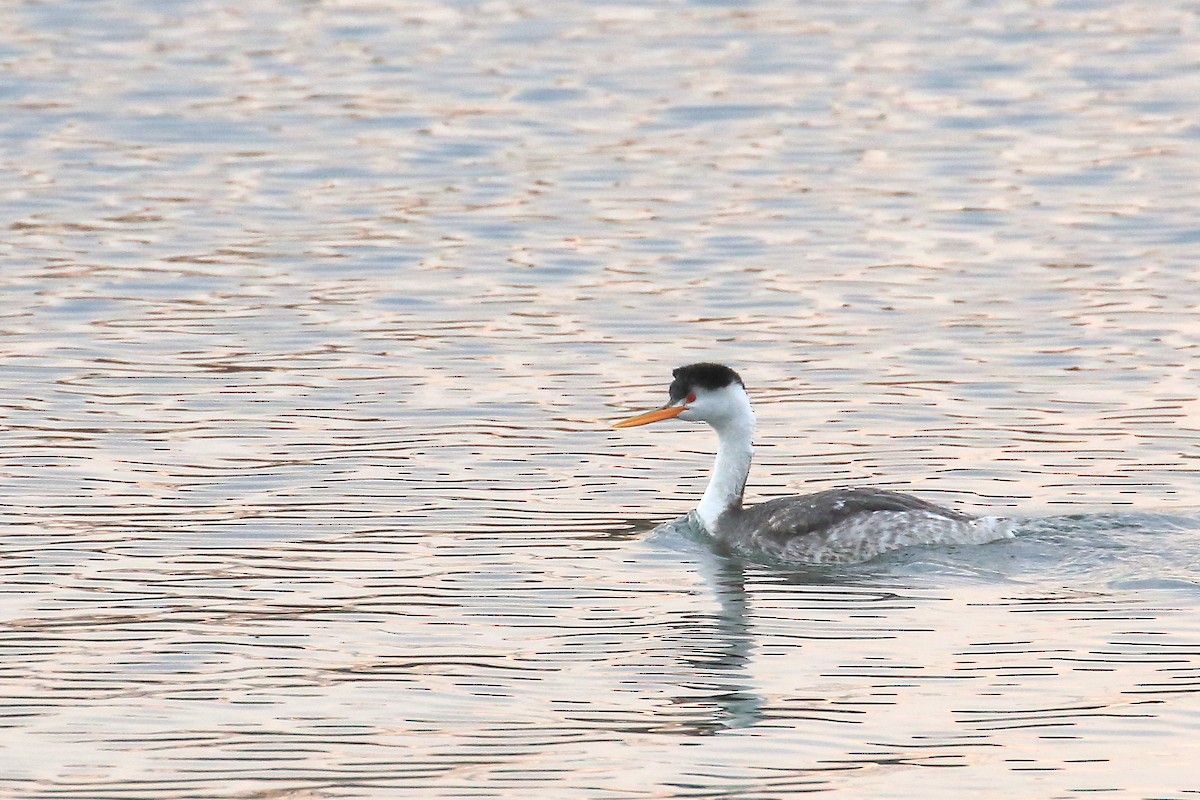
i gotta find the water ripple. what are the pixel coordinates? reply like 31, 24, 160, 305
4, 0, 1200, 797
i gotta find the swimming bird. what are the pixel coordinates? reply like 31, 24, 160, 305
614, 363, 1012, 563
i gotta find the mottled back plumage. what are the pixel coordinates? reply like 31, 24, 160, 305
731, 487, 971, 544
709, 486, 1009, 564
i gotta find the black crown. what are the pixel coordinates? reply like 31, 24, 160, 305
668, 363, 744, 402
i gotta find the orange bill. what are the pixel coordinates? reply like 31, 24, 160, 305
613, 404, 686, 429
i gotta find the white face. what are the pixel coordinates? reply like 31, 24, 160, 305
677, 382, 749, 425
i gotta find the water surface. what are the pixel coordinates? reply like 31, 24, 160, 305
2, 0, 1200, 797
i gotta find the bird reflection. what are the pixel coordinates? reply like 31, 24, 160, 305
655, 522, 764, 734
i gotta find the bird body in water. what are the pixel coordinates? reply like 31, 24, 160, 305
614, 363, 1013, 564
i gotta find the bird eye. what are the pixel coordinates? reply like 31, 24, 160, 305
687, 393, 697, 404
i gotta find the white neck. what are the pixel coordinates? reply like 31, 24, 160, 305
695, 393, 755, 534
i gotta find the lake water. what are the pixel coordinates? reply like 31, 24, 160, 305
3, 0, 1200, 797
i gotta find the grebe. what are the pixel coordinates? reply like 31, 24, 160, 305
614, 363, 1012, 564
